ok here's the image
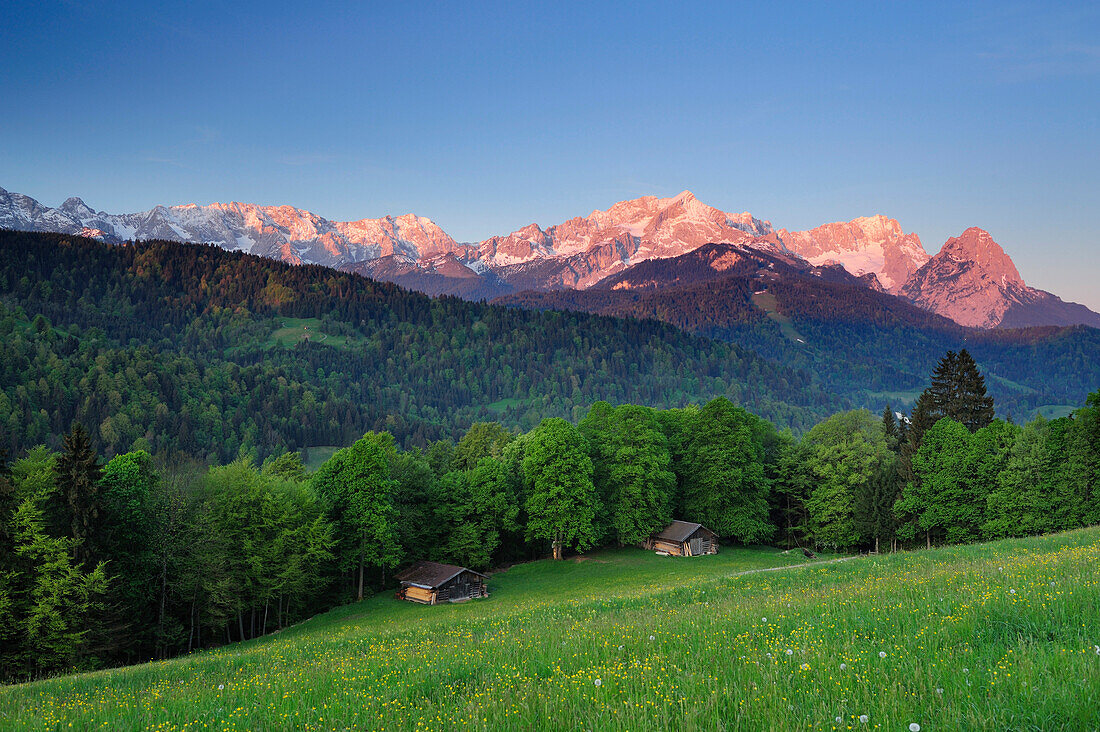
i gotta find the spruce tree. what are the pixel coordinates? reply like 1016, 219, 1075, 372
917, 349, 994, 435
926, 350, 959, 417
899, 348, 996, 529
855, 458, 898, 553
952, 349, 995, 432
56, 424, 103, 566
881, 404, 900, 452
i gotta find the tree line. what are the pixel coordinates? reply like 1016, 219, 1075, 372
2, 347, 1097, 682
0, 229, 838, 466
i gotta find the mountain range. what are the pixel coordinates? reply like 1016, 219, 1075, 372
1, 184, 1097, 330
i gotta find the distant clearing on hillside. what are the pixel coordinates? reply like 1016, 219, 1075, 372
266, 318, 364, 349
751, 291, 806, 345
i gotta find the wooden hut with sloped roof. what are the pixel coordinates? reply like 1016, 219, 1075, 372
394, 561, 488, 605
644, 520, 719, 557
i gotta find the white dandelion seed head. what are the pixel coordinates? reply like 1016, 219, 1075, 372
618, 645, 623, 650
761, 617, 767, 622
859, 715, 869, 724
594, 678, 602, 687
649, 635, 655, 641
1009, 589, 1016, 594
879, 651, 887, 658
218, 684, 224, 690
835, 716, 843, 723
840, 663, 847, 670
936, 688, 943, 694
962, 667, 969, 674
786, 649, 793, 655
910, 724, 921, 732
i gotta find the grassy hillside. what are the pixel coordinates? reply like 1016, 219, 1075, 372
3, 529, 1098, 730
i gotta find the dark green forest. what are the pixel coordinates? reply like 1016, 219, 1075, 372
0, 230, 839, 463
497, 259, 1100, 416
1, 346, 1097, 682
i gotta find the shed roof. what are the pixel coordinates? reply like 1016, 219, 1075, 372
395, 560, 486, 589
654, 520, 711, 543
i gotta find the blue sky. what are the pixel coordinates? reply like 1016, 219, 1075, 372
2, 1, 1098, 307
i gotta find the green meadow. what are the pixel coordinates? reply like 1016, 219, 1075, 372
266, 318, 366, 349
2, 529, 1099, 731
751, 291, 807, 345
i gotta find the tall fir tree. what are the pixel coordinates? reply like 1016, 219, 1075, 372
771, 440, 813, 550
919, 349, 994, 434
926, 350, 959, 417
881, 404, 900, 452
898, 348, 996, 544
854, 458, 898, 553
952, 350, 995, 432
56, 424, 103, 566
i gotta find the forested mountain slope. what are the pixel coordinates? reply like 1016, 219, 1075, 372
496, 243, 1100, 417
0, 230, 839, 462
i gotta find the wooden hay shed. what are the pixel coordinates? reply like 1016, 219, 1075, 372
644, 520, 719, 557
394, 561, 488, 605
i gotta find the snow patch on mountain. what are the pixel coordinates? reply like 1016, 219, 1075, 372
778, 215, 928, 292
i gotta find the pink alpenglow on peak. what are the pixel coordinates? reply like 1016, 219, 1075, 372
901, 228, 1100, 329
452, 190, 775, 289
777, 215, 929, 293
2, 184, 1097, 329
936, 227, 1024, 287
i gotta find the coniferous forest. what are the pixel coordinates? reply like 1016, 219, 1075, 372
1, 231, 1098, 683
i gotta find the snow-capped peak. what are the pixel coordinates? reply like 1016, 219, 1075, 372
777, 216, 929, 293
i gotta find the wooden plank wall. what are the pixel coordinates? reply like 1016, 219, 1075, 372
403, 586, 435, 604
654, 539, 684, 555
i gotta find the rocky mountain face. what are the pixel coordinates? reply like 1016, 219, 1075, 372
900, 228, 1100, 329
446, 190, 775, 291
500, 240, 954, 327
2, 184, 1097, 330
777, 215, 929, 293
1, 185, 773, 294
345, 190, 776, 296
0, 186, 458, 268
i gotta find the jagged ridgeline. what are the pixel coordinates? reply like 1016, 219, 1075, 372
0, 230, 838, 462
497, 247, 1100, 418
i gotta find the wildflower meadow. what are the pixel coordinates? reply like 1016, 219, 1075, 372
2, 528, 1098, 730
